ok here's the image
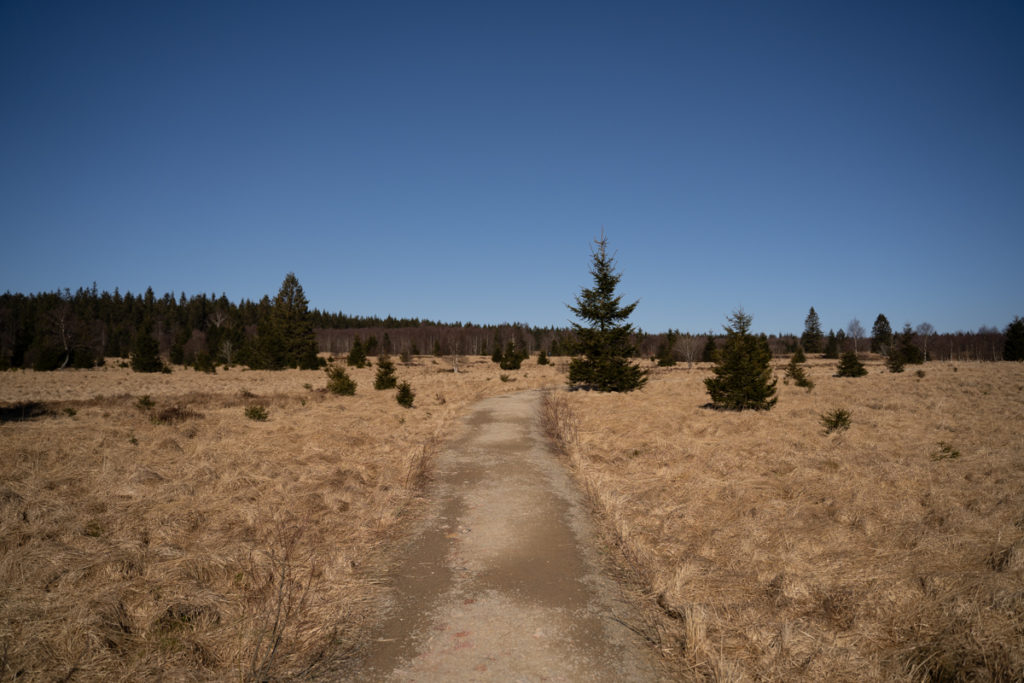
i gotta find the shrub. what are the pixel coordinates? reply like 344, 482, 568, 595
245, 405, 269, 422
792, 346, 806, 363
886, 352, 906, 373
151, 405, 203, 425
932, 442, 960, 461
499, 341, 527, 370
399, 350, 412, 364
136, 395, 155, 411
396, 381, 415, 408
835, 352, 867, 377
325, 366, 356, 395
193, 351, 217, 374
820, 408, 852, 434
537, 350, 550, 365
374, 354, 397, 390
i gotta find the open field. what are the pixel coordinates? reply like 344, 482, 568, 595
545, 359, 1024, 681
0, 356, 563, 680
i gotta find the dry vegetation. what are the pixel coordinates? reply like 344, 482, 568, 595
0, 356, 562, 680
545, 359, 1024, 681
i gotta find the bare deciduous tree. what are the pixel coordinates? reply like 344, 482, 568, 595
847, 318, 865, 354
916, 322, 935, 360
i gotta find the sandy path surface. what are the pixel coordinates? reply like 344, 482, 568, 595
339, 390, 668, 681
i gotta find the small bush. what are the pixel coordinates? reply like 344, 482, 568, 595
396, 381, 415, 408
792, 346, 806, 363
62, 407, 77, 417
537, 350, 550, 365
916, 369, 926, 378
245, 405, 269, 422
136, 395, 155, 411
820, 408, 852, 434
325, 366, 357, 395
932, 442, 960, 461
499, 373, 512, 383
399, 350, 412, 364
151, 405, 203, 425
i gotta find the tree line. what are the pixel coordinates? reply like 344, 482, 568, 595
1, 274, 1020, 373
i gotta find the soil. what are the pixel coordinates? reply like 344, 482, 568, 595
338, 390, 668, 681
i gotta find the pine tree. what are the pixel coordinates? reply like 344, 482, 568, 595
567, 234, 647, 392
784, 356, 814, 390
871, 314, 893, 354
499, 340, 527, 370
131, 318, 165, 373
374, 354, 397, 389
792, 345, 807, 363
1003, 317, 1024, 361
835, 351, 868, 377
801, 307, 824, 353
257, 273, 319, 369
823, 330, 839, 359
701, 336, 717, 363
895, 324, 925, 365
396, 381, 415, 408
347, 336, 367, 368
705, 310, 777, 410
325, 365, 357, 395
656, 329, 679, 367
537, 350, 550, 365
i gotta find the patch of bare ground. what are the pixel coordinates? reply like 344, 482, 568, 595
544, 359, 1024, 681
0, 356, 562, 680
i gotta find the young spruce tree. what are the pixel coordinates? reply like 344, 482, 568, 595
131, 318, 165, 373
704, 310, 777, 410
568, 234, 646, 392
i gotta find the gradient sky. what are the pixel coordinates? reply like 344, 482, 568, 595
2, 1, 1022, 335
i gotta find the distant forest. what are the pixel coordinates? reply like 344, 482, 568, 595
0, 282, 1013, 371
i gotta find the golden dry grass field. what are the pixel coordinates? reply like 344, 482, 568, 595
0, 356, 563, 681
545, 359, 1024, 681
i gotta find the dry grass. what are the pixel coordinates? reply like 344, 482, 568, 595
545, 359, 1024, 681
0, 356, 561, 680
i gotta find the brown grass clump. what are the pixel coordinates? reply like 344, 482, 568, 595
546, 359, 1024, 681
0, 356, 561, 680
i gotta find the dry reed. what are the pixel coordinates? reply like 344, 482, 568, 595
546, 359, 1024, 681
0, 356, 561, 680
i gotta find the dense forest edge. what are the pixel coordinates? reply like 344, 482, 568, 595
1, 274, 1019, 372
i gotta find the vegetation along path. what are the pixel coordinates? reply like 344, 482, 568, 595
342, 390, 667, 681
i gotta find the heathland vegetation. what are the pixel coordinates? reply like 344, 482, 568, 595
2, 239, 1023, 679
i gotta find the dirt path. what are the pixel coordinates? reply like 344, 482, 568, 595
340, 390, 668, 681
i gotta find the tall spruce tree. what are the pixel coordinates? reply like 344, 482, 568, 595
871, 314, 893, 354
1004, 317, 1024, 361
567, 234, 647, 392
704, 310, 777, 410
257, 273, 319, 369
801, 307, 824, 353
823, 330, 839, 359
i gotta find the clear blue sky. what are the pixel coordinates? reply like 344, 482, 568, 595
2, 1, 1022, 335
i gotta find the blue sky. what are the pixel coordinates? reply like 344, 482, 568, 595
2, 1, 1022, 335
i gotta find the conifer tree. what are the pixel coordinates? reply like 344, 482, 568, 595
396, 381, 415, 408
792, 345, 807, 363
871, 314, 893, 354
704, 310, 777, 410
784, 356, 814, 390
131, 318, 165, 373
567, 234, 647, 392
257, 273, 319, 369
656, 329, 679, 366
499, 340, 527, 370
835, 351, 868, 377
801, 307, 824, 353
1004, 317, 1024, 361
537, 350, 550, 365
374, 353, 398, 389
347, 336, 367, 368
894, 324, 925, 365
823, 330, 839, 359
701, 336, 717, 363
